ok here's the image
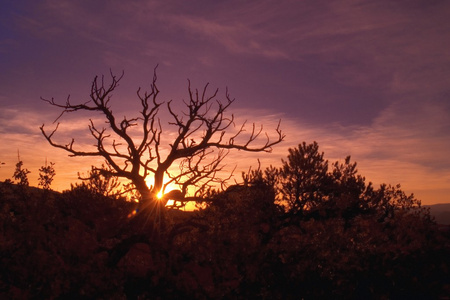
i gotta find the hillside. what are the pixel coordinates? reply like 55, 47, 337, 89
1, 181, 449, 298
426, 203, 450, 225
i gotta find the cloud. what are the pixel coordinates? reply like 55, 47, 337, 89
2, 0, 450, 205
1, 95, 449, 204
18, 0, 449, 98
224, 97, 450, 204
319, 99, 450, 203
165, 15, 289, 60
0, 108, 50, 136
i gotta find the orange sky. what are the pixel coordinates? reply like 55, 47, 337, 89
0, 107, 448, 205
1, 1, 450, 205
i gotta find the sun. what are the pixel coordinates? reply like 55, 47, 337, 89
146, 178, 177, 201
145, 178, 171, 200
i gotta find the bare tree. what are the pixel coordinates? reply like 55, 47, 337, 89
40, 68, 284, 215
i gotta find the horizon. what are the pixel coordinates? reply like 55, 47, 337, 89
1, 1, 449, 205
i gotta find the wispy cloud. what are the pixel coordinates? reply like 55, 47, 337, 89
2, 0, 450, 205
225, 97, 450, 204
165, 15, 289, 60
20, 0, 449, 95
1, 96, 449, 204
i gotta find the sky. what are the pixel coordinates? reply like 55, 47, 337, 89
1, 0, 449, 205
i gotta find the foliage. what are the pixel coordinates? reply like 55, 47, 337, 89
279, 141, 329, 213
74, 164, 124, 199
12, 159, 30, 187
1, 141, 449, 298
37, 160, 55, 190
0, 184, 129, 299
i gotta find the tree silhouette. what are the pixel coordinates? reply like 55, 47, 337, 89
40, 68, 284, 217
74, 164, 123, 199
38, 159, 56, 190
279, 141, 329, 214
13, 153, 30, 187
1, 141, 448, 299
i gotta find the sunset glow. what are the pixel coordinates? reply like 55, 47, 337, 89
146, 178, 177, 196
0, 1, 449, 205
1, 2, 449, 297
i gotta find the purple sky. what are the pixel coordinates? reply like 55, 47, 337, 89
1, 0, 449, 204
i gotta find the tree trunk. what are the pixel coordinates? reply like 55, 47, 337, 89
130, 176, 167, 230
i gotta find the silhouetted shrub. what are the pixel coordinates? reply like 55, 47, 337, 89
0, 142, 449, 298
